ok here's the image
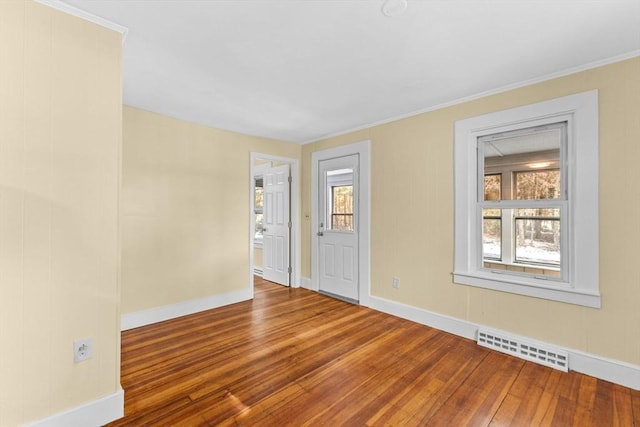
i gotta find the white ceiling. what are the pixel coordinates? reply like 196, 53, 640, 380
60, 0, 640, 143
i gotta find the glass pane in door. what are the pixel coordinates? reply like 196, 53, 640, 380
325, 168, 354, 231
331, 185, 353, 231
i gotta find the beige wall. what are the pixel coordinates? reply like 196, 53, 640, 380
121, 107, 300, 314
0, 2, 122, 426
302, 58, 640, 366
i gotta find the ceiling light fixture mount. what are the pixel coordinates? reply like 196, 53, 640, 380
381, 0, 408, 17
527, 162, 552, 169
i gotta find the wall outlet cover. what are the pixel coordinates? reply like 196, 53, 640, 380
74, 338, 93, 363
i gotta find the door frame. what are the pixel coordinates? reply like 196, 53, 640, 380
250, 153, 300, 293
311, 140, 371, 307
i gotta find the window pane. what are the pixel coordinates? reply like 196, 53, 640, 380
515, 170, 560, 200
484, 174, 501, 201
255, 178, 264, 209
483, 218, 501, 260
482, 122, 564, 201
331, 185, 353, 231
332, 214, 353, 231
515, 215, 560, 266
255, 213, 263, 238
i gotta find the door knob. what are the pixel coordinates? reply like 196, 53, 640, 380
317, 231, 324, 236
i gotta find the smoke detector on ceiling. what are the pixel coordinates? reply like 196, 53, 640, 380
382, 0, 408, 17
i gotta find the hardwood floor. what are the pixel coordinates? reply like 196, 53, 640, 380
109, 277, 640, 426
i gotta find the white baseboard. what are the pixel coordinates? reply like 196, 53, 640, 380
25, 386, 124, 427
368, 295, 640, 391
569, 349, 640, 391
253, 266, 263, 277
121, 288, 253, 331
300, 276, 312, 290
369, 296, 477, 340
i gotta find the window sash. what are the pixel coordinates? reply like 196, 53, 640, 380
477, 122, 568, 277
479, 201, 566, 271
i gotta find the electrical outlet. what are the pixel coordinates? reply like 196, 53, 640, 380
73, 338, 93, 363
392, 277, 400, 289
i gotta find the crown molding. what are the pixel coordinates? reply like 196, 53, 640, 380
34, 0, 129, 43
302, 50, 640, 145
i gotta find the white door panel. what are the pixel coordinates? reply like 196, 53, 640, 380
342, 245, 354, 280
321, 243, 335, 277
263, 164, 290, 285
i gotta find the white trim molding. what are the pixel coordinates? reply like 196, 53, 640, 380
121, 288, 252, 331
34, 0, 129, 42
24, 386, 124, 427
569, 350, 640, 391
368, 295, 640, 391
302, 51, 639, 145
300, 276, 312, 291
369, 296, 477, 340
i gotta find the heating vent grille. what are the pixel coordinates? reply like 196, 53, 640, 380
477, 329, 568, 372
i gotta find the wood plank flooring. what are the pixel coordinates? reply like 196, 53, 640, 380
108, 277, 640, 426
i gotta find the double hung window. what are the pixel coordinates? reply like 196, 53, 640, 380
480, 122, 564, 277
453, 91, 600, 307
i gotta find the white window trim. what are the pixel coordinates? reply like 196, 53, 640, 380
454, 90, 600, 308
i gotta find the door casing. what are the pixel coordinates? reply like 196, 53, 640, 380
311, 140, 371, 307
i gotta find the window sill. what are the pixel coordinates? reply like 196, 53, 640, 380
483, 260, 560, 273
453, 271, 601, 308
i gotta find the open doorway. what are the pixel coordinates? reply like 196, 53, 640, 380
250, 153, 300, 291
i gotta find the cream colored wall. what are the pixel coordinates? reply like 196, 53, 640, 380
302, 58, 640, 366
0, 2, 122, 426
122, 107, 300, 314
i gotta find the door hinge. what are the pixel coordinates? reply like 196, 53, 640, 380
288, 221, 292, 229
288, 175, 292, 183
288, 266, 292, 274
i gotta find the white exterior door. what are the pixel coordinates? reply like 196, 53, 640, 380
262, 164, 290, 285
317, 155, 359, 302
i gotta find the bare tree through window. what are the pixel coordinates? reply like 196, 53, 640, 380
331, 185, 353, 231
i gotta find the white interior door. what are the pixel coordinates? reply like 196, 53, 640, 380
317, 155, 359, 302
263, 164, 290, 285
